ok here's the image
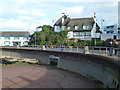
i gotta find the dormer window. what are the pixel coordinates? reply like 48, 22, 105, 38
75, 26, 79, 30
5, 37, 10, 40
68, 26, 71, 30
14, 37, 19, 40
118, 27, 120, 30
83, 25, 90, 29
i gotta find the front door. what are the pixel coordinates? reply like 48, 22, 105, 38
13, 42, 21, 47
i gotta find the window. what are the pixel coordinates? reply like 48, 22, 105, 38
107, 31, 110, 34
68, 33, 71, 36
68, 26, 71, 30
14, 37, 19, 40
86, 32, 91, 36
75, 26, 79, 30
111, 31, 114, 33
83, 25, 90, 29
118, 27, 120, 30
61, 26, 65, 30
5, 37, 10, 40
4, 41, 10, 45
23, 37, 29, 40
24, 41, 28, 45
113, 35, 117, 39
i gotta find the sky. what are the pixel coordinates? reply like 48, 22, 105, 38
0, 0, 119, 34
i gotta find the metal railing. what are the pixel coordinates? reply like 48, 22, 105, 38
1, 45, 120, 59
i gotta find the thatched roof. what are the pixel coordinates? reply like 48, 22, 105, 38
54, 15, 101, 33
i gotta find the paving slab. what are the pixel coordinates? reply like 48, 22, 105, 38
2, 65, 99, 88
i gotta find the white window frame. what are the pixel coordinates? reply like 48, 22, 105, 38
68, 26, 71, 30
83, 25, 90, 29
75, 26, 79, 30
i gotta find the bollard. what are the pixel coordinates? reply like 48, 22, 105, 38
69, 46, 72, 52
61, 48, 64, 52
77, 46, 79, 52
106, 48, 108, 56
84, 46, 89, 54
42, 45, 46, 50
109, 48, 113, 56
17, 45, 20, 48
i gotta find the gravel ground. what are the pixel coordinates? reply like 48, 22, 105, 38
2, 65, 100, 88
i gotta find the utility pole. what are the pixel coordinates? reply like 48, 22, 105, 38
101, 19, 105, 33
35, 34, 36, 47
94, 13, 97, 46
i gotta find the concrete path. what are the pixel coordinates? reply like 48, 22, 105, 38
2, 65, 99, 88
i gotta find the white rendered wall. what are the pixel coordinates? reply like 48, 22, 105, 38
91, 23, 100, 38
67, 31, 73, 38
0, 36, 30, 46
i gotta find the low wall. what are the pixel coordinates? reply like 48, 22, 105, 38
1, 47, 120, 89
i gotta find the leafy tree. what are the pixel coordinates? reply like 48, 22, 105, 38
105, 39, 118, 47
30, 25, 107, 47
29, 25, 68, 46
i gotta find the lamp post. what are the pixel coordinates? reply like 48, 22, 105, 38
101, 19, 105, 33
109, 41, 113, 56
93, 13, 97, 46
35, 33, 36, 47
95, 32, 96, 46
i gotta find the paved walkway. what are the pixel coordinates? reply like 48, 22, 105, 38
2, 65, 99, 88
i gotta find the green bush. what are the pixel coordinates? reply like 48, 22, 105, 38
96, 40, 105, 46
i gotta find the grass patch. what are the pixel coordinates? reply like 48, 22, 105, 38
2, 61, 39, 66
1, 57, 39, 66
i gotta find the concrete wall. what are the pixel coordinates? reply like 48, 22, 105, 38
1, 47, 120, 89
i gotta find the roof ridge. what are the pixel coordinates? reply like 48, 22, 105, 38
71, 17, 93, 20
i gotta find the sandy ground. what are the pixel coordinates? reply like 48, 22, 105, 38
2, 65, 99, 88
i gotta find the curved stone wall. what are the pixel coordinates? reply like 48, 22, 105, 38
1, 47, 120, 89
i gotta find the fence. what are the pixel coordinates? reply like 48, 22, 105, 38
14, 45, 120, 59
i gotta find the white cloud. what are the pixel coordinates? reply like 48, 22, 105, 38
0, 8, 4, 14
16, 9, 28, 14
33, 0, 118, 2
0, 19, 29, 30
1, 0, 118, 32
18, 16, 33, 20
9, 0, 27, 6
63, 6, 84, 17
31, 10, 46, 16
9, 0, 119, 4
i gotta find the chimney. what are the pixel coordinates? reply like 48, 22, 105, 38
93, 13, 97, 23
62, 12, 65, 24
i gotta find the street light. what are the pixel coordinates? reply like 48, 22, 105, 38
35, 33, 36, 47
110, 41, 113, 46
109, 41, 113, 56
101, 19, 105, 33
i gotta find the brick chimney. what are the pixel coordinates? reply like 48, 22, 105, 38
93, 13, 97, 23
62, 12, 65, 24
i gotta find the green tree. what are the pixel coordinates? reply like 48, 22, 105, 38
29, 25, 68, 46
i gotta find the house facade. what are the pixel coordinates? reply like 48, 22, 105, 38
101, 24, 120, 41
0, 31, 30, 47
54, 13, 101, 41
